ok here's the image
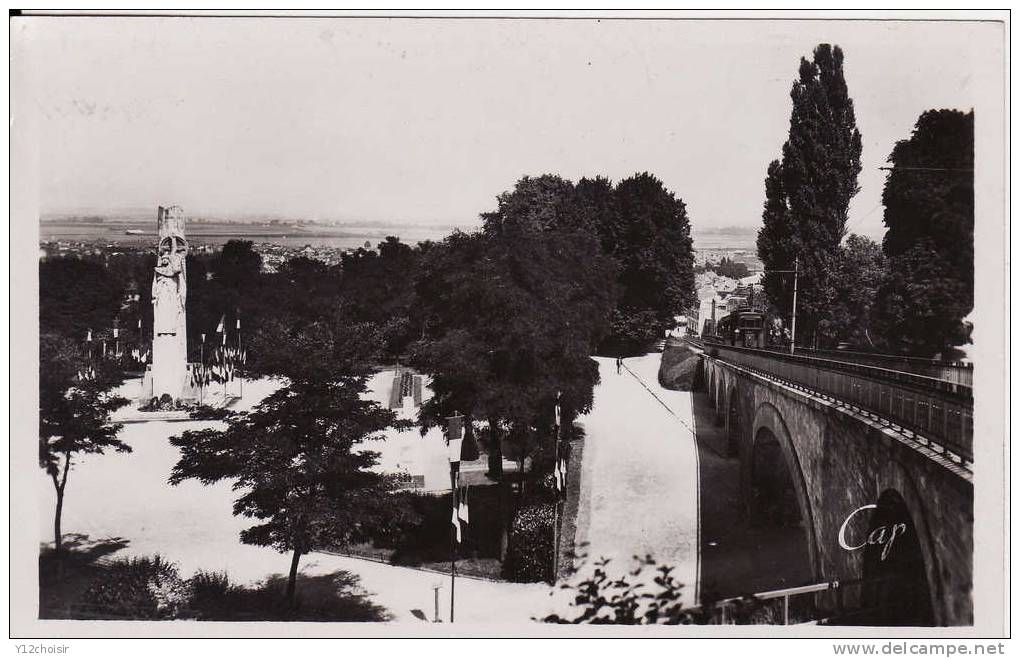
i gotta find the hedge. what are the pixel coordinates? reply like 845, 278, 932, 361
503, 503, 555, 583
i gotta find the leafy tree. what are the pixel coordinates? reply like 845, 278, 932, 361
339, 237, 422, 359
213, 239, 263, 291
877, 110, 974, 356
757, 44, 863, 347
40, 257, 124, 341
601, 173, 696, 352
825, 234, 887, 348
39, 332, 129, 556
707, 257, 750, 280
170, 301, 405, 605
169, 376, 404, 604
413, 175, 617, 480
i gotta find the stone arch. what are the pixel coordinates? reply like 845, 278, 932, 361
747, 401, 820, 583
869, 457, 949, 624
725, 385, 741, 457
853, 488, 937, 625
714, 373, 726, 426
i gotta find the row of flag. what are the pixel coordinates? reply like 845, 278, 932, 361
554, 455, 567, 493
192, 345, 246, 387
451, 485, 470, 544
76, 366, 97, 382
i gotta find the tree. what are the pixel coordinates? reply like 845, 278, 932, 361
708, 257, 750, 280
826, 234, 887, 348
601, 173, 696, 351
40, 257, 124, 341
170, 294, 406, 605
339, 237, 422, 359
877, 110, 974, 356
169, 376, 403, 604
39, 332, 129, 556
412, 175, 617, 480
757, 44, 863, 347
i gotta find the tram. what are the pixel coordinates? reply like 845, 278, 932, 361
714, 309, 767, 348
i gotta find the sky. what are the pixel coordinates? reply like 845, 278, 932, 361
12, 16, 1003, 238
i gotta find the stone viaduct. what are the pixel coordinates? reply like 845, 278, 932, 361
701, 350, 973, 625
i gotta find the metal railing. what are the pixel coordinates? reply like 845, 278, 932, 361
761, 345, 973, 387
696, 575, 915, 625
706, 343, 973, 466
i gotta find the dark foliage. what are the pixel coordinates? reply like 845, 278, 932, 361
877, 110, 974, 356
601, 173, 696, 351
40, 257, 124, 342
503, 503, 555, 583
542, 555, 768, 624
702, 257, 750, 280
187, 569, 388, 622
79, 555, 188, 620
412, 175, 618, 482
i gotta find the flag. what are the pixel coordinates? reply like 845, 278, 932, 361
113, 327, 119, 339
86, 330, 92, 342
216, 316, 225, 333
137, 318, 142, 330
447, 414, 465, 464
458, 487, 469, 527
451, 495, 462, 544
554, 391, 561, 427
236, 317, 241, 330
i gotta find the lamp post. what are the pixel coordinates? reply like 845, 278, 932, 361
446, 412, 465, 623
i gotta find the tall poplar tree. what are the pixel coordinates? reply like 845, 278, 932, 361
757, 44, 863, 346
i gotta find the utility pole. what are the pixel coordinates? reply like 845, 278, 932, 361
790, 257, 799, 355
763, 259, 800, 354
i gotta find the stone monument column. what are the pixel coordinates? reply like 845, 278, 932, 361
151, 205, 189, 400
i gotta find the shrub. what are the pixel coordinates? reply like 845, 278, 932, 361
80, 555, 189, 619
186, 570, 388, 621
543, 555, 770, 624
503, 503, 554, 583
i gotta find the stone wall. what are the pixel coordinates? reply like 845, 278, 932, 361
704, 356, 974, 625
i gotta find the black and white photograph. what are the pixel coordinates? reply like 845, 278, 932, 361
8, 8, 1009, 642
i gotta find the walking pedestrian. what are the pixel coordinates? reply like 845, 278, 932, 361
616, 357, 622, 375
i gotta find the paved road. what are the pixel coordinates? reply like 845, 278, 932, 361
570, 355, 700, 608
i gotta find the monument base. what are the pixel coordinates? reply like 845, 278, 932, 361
137, 363, 242, 408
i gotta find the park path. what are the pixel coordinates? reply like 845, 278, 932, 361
37, 375, 550, 625
570, 354, 700, 607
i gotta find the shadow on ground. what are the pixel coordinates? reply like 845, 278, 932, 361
38, 534, 389, 622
